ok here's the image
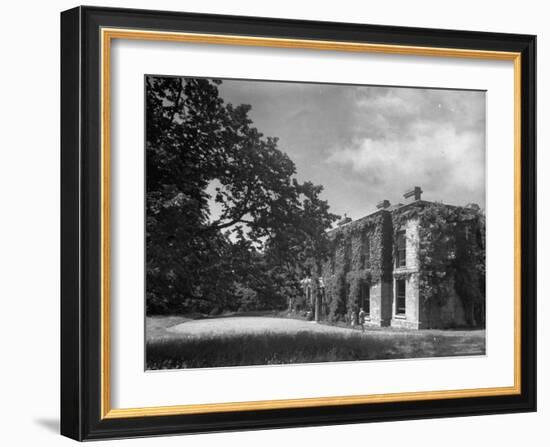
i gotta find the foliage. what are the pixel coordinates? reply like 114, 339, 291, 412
327, 270, 348, 321
328, 212, 392, 280
317, 202, 485, 326
320, 211, 393, 320
146, 76, 338, 314
345, 269, 371, 314
392, 202, 486, 326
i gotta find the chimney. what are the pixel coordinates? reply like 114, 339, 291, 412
377, 199, 391, 209
403, 186, 423, 202
337, 213, 352, 227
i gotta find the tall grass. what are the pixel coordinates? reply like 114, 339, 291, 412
146, 331, 484, 369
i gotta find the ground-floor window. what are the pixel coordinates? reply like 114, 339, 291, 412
396, 279, 406, 315
360, 283, 370, 316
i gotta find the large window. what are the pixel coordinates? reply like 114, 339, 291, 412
360, 283, 370, 316
396, 231, 406, 267
396, 279, 406, 315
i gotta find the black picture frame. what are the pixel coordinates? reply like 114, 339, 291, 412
61, 5, 536, 441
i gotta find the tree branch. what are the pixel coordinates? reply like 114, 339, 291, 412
168, 77, 184, 126
207, 183, 256, 232
207, 217, 254, 232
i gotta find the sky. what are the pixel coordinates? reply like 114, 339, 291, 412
216, 78, 486, 221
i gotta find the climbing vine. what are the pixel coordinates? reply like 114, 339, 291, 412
327, 269, 347, 321
345, 269, 371, 314
392, 202, 485, 326
311, 201, 484, 327
320, 211, 393, 320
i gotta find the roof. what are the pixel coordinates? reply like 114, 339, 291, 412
327, 199, 462, 235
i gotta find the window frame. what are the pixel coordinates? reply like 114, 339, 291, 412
396, 230, 407, 268
360, 283, 370, 316
396, 278, 406, 316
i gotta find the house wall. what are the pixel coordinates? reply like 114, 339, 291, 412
368, 281, 392, 326
405, 219, 420, 270
311, 202, 484, 329
419, 277, 467, 328
318, 210, 394, 324
391, 273, 420, 329
391, 218, 421, 329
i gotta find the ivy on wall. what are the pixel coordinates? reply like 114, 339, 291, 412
327, 270, 347, 321
392, 202, 485, 326
320, 211, 393, 320
311, 201, 485, 326
346, 269, 371, 313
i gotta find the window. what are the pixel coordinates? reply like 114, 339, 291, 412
396, 231, 406, 267
396, 279, 406, 315
360, 283, 370, 315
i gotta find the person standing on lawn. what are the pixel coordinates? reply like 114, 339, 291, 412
349, 309, 356, 329
358, 308, 366, 332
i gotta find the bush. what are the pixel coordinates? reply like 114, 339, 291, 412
234, 284, 259, 312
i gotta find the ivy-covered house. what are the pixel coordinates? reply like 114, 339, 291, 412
299, 186, 485, 329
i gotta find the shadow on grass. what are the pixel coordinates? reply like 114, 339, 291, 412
146, 330, 485, 370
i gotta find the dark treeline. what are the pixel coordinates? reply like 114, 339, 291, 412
146, 77, 339, 315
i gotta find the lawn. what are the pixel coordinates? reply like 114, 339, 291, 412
146, 315, 485, 370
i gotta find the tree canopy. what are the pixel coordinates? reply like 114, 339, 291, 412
146, 77, 339, 314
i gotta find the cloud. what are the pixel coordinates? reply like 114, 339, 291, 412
327, 123, 485, 207
325, 87, 486, 210
217, 79, 486, 218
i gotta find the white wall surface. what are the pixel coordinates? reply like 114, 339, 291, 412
0, 0, 546, 445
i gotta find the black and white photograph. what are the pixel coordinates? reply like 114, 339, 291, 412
145, 76, 487, 370
0, 0, 541, 443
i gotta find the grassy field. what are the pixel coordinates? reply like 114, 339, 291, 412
146, 315, 485, 370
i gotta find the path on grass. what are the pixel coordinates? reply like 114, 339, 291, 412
167, 316, 361, 337
148, 316, 485, 357
166, 316, 484, 341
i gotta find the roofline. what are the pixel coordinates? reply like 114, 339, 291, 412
327, 199, 470, 234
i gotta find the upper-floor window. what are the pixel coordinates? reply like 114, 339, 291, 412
396, 231, 406, 267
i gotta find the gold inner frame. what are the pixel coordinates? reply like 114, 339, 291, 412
100, 27, 522, 419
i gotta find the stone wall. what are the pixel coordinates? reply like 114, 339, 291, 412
368, 280, 392, 326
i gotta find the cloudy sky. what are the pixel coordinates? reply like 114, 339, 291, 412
216, 78, 486, 221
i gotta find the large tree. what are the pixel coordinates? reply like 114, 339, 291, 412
146, 76, 338, 314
